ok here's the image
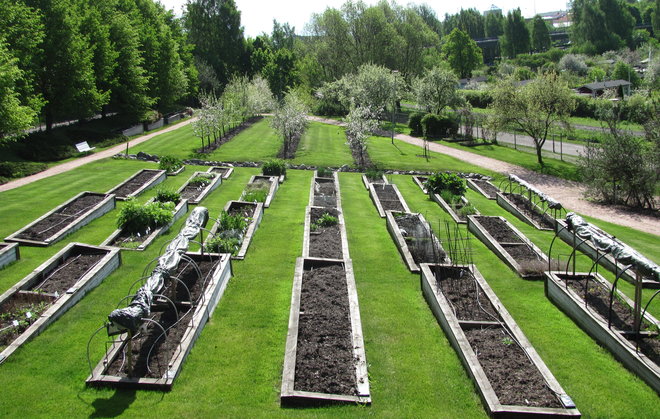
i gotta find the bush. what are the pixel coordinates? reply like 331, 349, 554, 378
154, 188, 180, 204
215, 210, 249, 232
462, 90, 492, 108
262, 159, 286, 176
117, 199, 174, 234
205, 236, 241, 254
316, 167, 332, 177
424, 172, 467, 196
421, 113, 458, 138
559, 54, 588, 75
0, 161, 48, 180
365, 167, 384, 180
158, 155, 183, 173
408, 112, 425, 136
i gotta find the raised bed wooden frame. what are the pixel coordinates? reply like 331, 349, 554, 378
361, 173, 388, 190
496, 192, 554, 231
206, 166, 234, 179
421, 263, 580, 417
368, 183, 411, 218
467, 178, 499, 200
5, 191, 115, 247
281, 257, 370, 406
308, 172, 341, 208
177, 171, 223, 205
246, 175, 279, 208
468, 215, 549, 280
0, 243, 121, 364
545, 270, 660, 393
432, 193, 480, 225
385, 210, 446, 273
107, 169, 166, 201
86, 252, 232, 390
412, 175, 429, 194
554, 219, 660, 289
101, 199, 188, 251
0, 242, 20, 270
208, 200, 264, 260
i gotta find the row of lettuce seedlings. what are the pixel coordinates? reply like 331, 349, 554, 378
86, 208, 233, 389
389, 174, 580, 417
281, 170, 370, 405
468, 174, 660, 393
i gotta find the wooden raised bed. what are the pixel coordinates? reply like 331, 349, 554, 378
0, 242, 20, 270
385, 211, 447, 272
209, 200, 264, 260
497, 192, 554, 231
177, 171, 222, 205
165, 165, 185, 176
107, 169, 166, 200
432, 193, 480, 225
281, 257, 370, 406
468, 215, 549, 279
308, 172, 341, 208
555, 219, 660, 289
421, 263, 580, 417
5, 191, 115, 247
245, 175, 279, 208
361, 173, 388, 189
0, 243, 120, 364
545, 271, 660, 393
302, 206, 350, 260
368, 183, 411, 218
206, 166, 234, 179
86, 252, 232, 390
101, 199, 188, 251
412, 175, 428, 194
468, 178, 499, 200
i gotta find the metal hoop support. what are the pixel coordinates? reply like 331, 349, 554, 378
608, 264, 634, 329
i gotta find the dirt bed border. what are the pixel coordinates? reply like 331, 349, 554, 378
467, 178, 499, 200
421, 263, 580, 417
107, 169, 166, 201
0, 243, 120, 364
206, 166, 234, 179
5, 191, 115, 247
545, 271, 660, 392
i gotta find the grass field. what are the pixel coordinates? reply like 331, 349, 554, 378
0, 120, 658, 418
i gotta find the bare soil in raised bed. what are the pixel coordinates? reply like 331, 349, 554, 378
373, 184, 405, 212
105, 258, 217, 378
309, 208, 342, 259
473, 216, 522, 243
464, 327, 562, 408
209, 167, 230, 176
501, 243, 542, 263
504, 193, 554, 229
179, 182, 208, 201
395, 214, 447, 264
313, 180, 337, 208
432, 266, 500, 322
563, 275, 659, 365
294, 264, 356, 396
111, 170, 160, 198
33, 249, 106, 294
472, 179, 499, 199
227, 203, 256, 219
15, 194, 107, 241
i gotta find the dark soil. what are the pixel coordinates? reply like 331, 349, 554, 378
195, 116, 263, 154
209, 167, 230, 177
106, 257, 218, 378
15, 193, 108, 241
373, 184, 405, 212
562, 275, 659, 365
111, 170, 161, 198
504, 193, 554, 229
227, 202, 256, 219
394, 214, 447, 263
294, 264, 356, 396
433, 266, 500, 322
313, 179, 337, 208
464, 327, 562, 408
0, 246, 107, 349
501, 244, 542, 263
277, 132, 302, 159
349, 143, 372, 169
473, 216, 522, 243
472, 179, 499, 199
179, 182, 209, 201
309, 208, 342, 259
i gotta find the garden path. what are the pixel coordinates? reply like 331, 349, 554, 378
0, 118, 196, 193
308, 115, 659, 236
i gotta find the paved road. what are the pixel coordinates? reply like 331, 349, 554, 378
490, 130, 585, 157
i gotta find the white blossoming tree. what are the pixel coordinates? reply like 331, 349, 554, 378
270, 91, 308, 158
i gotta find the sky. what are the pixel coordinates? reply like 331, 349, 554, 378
159, 1, 572, 38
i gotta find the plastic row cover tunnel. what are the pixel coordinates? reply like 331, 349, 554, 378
107, 207, 209, 334
509, 174, 562, 209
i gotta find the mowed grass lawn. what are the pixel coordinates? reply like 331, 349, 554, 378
0, 120, 658, 417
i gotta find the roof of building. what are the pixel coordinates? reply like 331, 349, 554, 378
581, 80, 631, 90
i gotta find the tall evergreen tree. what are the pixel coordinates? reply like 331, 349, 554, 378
531, 15, 551, 52
500, 8, 530, 58
484, 10, 504, 38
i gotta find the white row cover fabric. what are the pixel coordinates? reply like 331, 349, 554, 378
509, 174, 562, 209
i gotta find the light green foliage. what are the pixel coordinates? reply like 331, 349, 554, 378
530, 15, 551, 52
262, 159, 286, 176
270, 90, 308, 157
425, 172, 467, 196
441, 28, 483, 79
612, 61, 641, 88
0, 41, 40, 140
413, 66, 464, 115
189, 174, 213, 185
116, 198, 174, 234
153, 188, 180, 204
158, 155, 183, 173
241, 182, 269, 203
501, 8, 530, 58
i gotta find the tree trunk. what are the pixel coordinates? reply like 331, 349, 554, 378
535, 142, 544, 167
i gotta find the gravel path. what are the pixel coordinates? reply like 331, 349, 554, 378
0, 118, 195, 193
308, 115, 659, 236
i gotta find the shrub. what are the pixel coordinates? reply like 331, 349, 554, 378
0, 161, 48, 180
440, 189, 460, 204
558, 54, 588, 75
462, 89, 492, 108
158, 155, 183, 173
262, 159, 286, 176
154, 188, 180, 204
316, 212, 338, 227
215, 210, 249, 232
408, 112, 425, 136
425, 172, 467, 196
316, 167, 332, 177
458, 203, 478, 217
365, 167, 384, 180
189, 174, 213, 185
421, 113, 458, 138
205, 236, 241, 254
117, 199, 174, 234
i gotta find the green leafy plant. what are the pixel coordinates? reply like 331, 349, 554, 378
311, 212, 339, 231
425, 172, 466, 196
501, 336, 514, 346
440, 189, 460, 204
154, 188, 180, 204
262, 159, 287, 176
116, 199, 174, 234
365, 167, 384, 181
241, 182, 269, 202
216, 210, 249, 232
316, 166, 332, 177
458, 203, 477, 217
158, 155, 183, 173
189, 174, 214, 186
205, 236, 241, 254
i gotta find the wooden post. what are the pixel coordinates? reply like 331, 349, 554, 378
634, 270, 643, 335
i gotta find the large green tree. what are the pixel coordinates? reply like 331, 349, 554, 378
0, 40, 40, 139
500, 8, 530, 58
531, 15, 551, 52
484, 10, 504, 38
442, 28, 482, 78
413, 66, 463, 114
571, 0, 635, 53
